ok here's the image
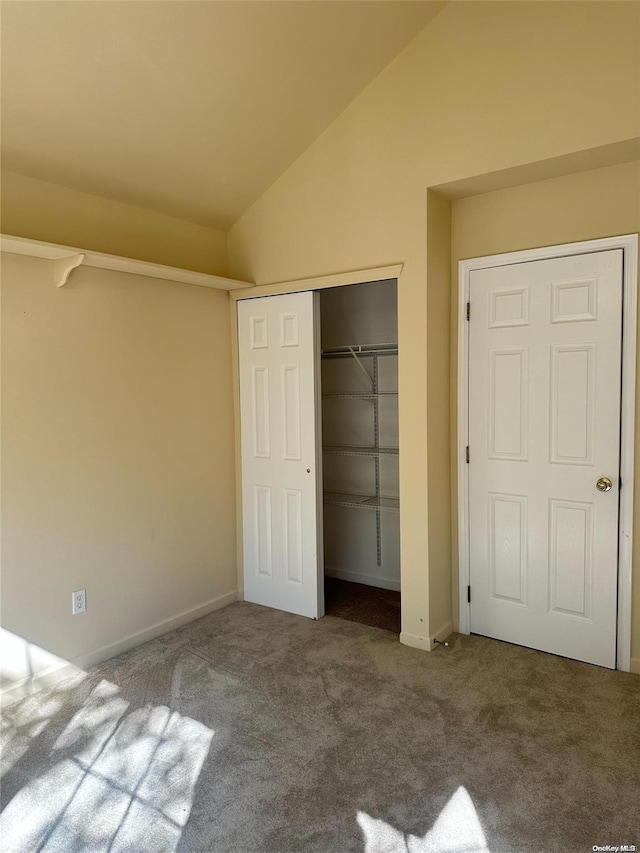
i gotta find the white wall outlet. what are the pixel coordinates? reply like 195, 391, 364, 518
72, 589, 86, 615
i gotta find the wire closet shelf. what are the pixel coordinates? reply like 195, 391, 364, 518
321, 342, 399, 525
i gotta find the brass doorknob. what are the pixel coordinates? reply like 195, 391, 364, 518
596, 477, 613, 492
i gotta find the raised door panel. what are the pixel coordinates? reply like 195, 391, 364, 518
254, 486, 273, 578
250, 316, 269, 349
489, 287, 529, 329
489, 349, 528, 461
281, 365, 301, 461
284, 489, 303, 584
551, 279, 597, 324
280, 312, 300, 347
489, 493, 527, 605
549, 499, 592, 619
252, 367, 271, 458
550, 345, 595, 466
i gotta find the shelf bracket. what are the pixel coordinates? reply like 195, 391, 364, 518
53, 253, 85, 288
348, 346, 374, 390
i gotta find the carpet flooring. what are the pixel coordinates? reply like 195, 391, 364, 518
324, 578, 401, 633
1, 602, 639, 853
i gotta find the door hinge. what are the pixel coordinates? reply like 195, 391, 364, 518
466, 302, 470, 321
467, 585, 471, 604
465, 446, 470, 464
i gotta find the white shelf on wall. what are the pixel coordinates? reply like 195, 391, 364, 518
321, 333, 399, 564
319, 276, 401, 584
0, 234, 255, 291
324, 492, 400, 513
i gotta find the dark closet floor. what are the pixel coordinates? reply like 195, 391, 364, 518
324, 577, 401, 633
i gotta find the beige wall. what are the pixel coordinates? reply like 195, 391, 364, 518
451, 162, 640, 264
1, 171, 228, 276
451, 160, 640, 669
228, 1, 640, 652
1, 253, 237, 696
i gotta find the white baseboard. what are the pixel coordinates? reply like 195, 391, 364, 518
0, 590, 237, 708
432, 619, 454, 645
325, 568, 400, 592
73, 590, 237, 669
399, 631, 433, 652
400, 619, 454, 654
1, 661, 82, 710
630, 657, 640, 675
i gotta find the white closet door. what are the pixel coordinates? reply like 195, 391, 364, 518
238, 292, 322, 619
468, 249, 623, 668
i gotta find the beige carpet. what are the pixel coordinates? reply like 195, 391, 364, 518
1, 602, 639, 852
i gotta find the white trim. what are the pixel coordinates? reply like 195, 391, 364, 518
52, 253, 85, 287
457, 234, 637, 671
457, 265, 471, 636
0, 661, 83, 710
458, 235, 638, 272
399, 631, 432, 651
618, 237, 638, 672
400, 623, 454, 651
0, 590, 237, 707
325, 568, 401, 592
313, 292, 326, 618
231, 263, 403, 301
73, 589, 237, 669
431, 619, 455, 647
1, 234, 254, 291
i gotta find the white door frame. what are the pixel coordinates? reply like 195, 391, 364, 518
457, 234, 638, 671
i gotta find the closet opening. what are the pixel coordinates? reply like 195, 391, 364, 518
319, 279, 400, 633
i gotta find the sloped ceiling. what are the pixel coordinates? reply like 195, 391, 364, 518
1, 1, 446, 229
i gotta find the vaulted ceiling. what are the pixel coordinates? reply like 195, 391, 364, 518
1, 1, 446, 229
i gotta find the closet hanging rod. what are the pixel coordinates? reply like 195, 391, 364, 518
322, 392, 398, 399
321, 342, 398, 357
323, 445, 399, 457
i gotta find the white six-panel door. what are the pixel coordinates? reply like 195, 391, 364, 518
238, 292, 323, 619
468, 249, 623, 668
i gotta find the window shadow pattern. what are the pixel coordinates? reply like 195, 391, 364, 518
1, 678, 213, 852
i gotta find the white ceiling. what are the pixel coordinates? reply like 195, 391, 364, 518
1, 1, 446, 229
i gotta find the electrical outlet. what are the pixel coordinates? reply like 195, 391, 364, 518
72, 589, 86, 615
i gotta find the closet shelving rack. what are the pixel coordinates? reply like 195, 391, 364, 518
321, 342, 399, 517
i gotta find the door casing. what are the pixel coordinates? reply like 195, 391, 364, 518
457, 234, 638, 671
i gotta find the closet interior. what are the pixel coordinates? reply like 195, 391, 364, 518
319, 279, 400, 633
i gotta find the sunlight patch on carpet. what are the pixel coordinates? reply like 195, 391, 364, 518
357, 786, 489, 853
0, 679, 213, 852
